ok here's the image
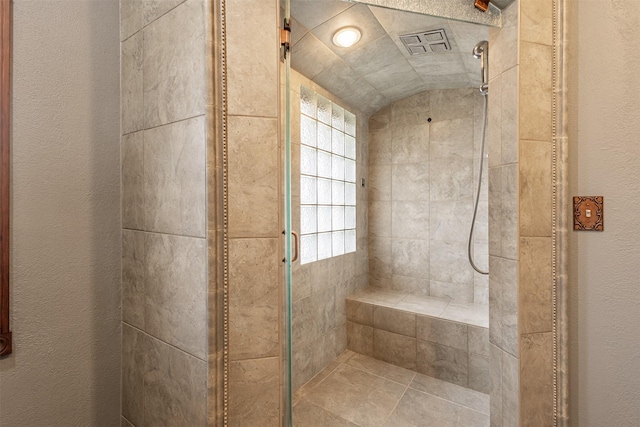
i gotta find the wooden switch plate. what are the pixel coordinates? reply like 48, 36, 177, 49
573, 196, 604, 231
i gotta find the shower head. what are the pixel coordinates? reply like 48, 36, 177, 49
473, 41, 489, 95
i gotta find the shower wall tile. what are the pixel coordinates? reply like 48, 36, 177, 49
520, 332, 553, 427
430, 242, 473, 286
369, 236, 392, 286
501, 164, 519, 260
501, 66, 518, 165
430, 118, 474, 160
391, 123, 430, 164
520, 139, 552, 237
122, 131, 145, 231
416, 317, 468, 351
144, 232, 207, 359
347, 322, 374, 356
229, 238, 279, 360
121, 31, 144, 134
144, 117, 206, 238
521, 0, 553, 46
430, 280, 474, 304
122, 230, 145, 329
369, 128, 393, 165
468, 326, 490, 357
121, 417, 134, 427
468, 353, 490, 394
120, 0, 143, 41
430, 200, 473, 243
391, 239, 430, 279
429, 158, 472, 202
417, 340, 468, 388
144, 334, 207, 427
488, 167, 503, 256
519, 237, 552, 334
369, 164, 392, 200
489, 344, 504, 427
227, 116, 279, 237
429, 89, 475, 122
487, 74, 502, 169
392, 91, 431, 125
488, 0, 518, 79
228, 357, 280, 427
502, 351, 520, 426
346, 300, 372, 327
122, 324, 145, 426
143, 0, 205, 128
372, 306, 416, 337
226, 0, 278, 118
391, 163, 430, 201
369, 201, 392, 238
391, 201, 429, 240
143, 0, 186, 25
519, 42, 553, 142
392, 275, 430, 298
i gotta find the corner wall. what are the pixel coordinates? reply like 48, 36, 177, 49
0, 2, 121, 425
120, 0, 210, 425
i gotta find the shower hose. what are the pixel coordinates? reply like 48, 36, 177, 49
468, 93, 489, 275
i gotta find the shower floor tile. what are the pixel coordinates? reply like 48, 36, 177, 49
293, 351, 489, 427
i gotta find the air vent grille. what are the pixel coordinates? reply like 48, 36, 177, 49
399, 29, 451, 55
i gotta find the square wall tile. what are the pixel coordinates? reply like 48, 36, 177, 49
229, 358, 281, 427
519, 140, 552, 237
122, 324, 145, 426
417, 317, 468, 351
143, 0, 205, 127
122, 230, 145, 329
417, 340, 468, 388
520, 332, 553, 427
229, 238, 279, 360
519, 42, 552, 142
122, 31, 144, 134
519, 237, 552, 334
373, 329, 417, 371
122, 131, 144, 230
144, 116, 206, 237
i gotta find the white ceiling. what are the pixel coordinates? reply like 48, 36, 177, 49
290, 1, 494, 115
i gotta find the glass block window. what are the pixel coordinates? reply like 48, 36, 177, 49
299, 85, 357, 264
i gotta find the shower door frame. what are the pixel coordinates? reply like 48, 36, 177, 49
212, 0, 571, 425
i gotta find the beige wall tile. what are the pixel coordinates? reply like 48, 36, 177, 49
391, 123, 430, 164
501, 66, 518, 165
229, 238, 279, 360
430, 280, 474, 304
143, 0, 186, 25
144, 117, 206, 237
373, 306, 416, 337
369, 164, 392, 201
227, 116, 279, 237
502, 350, 520, 427
417, 317, 468, 351
429, 89, 475, 122
393, 91, 431, 125
226, 0, 278, 117
417, 340, 468, 388
488, 74, 502, 169
520, 332, 553, 427
488, 0, 518, 79
120, 0, 143, 41
144, 334, 207, 427
501, 164, 519, 260
143, 0, 205, 127
144, 233, 207, 359
519, 42, 552, 141
369, 200, 392, 237
521, 0, 553, 46
391, 239, 430, 279
373, 329, 417, 371
468, 326, 490, 357
346, 299, 374, 326
429, 158, 472, 202
468, 353, 490, 394
489, 167, 503, 256
520, 139, 552, 237
121, 416, 135, 427
122, 230, 145, 329
519, 237, 552, 334
122, 324, 145, 426
122, 31, 144, 135
347, 321, 374, 356
391, 201, 429, 240
228, 358, 279, 427
489, 344, 503, 427
392, 163, 430, 201
122, 131, 144, 231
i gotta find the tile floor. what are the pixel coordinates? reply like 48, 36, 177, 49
293, 350, 490, 427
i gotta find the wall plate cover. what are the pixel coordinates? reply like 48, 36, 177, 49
573, 196, 604, 231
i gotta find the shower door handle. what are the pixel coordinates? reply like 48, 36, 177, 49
291, 231, 299, 262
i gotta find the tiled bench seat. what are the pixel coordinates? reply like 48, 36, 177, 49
346, 287, 490, 394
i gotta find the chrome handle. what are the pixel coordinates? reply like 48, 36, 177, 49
291, 231, 299, 262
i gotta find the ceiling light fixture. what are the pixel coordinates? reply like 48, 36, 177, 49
332, 27, 361, 48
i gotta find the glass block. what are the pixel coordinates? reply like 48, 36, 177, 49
300, 115, 316, 147
318, 206, 332, 233
345, 183, 356, 205
332, 104, 344, 131
318, 232, 332, 260
331, 155, 345, 181
300, 176, 317, 205
317, 122, 332, 151
345, 206, 356, 229
332, 180, 344, 205
300, 234, 317, 265
332, 206, 345, 230
332, 130, 344, 156
300, 146, 317, 176
345, 135, 356, 160
332, 231, 345, 256
345, 229, 356, 253
317, 95, 331, 125
317, 150, 331, 178
317, 178, 332, 205
345, 159, 356, 183
300, 86, 316, 119
301, 206, 317, 235
344, 110, 356, 136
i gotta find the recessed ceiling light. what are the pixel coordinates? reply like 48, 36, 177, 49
332, 27, 361, 48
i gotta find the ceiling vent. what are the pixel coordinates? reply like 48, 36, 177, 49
399, 29, 451, 55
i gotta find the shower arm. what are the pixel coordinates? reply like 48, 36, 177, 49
473, 41, 489, 95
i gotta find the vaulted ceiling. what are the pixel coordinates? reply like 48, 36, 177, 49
290, 0, 513, 115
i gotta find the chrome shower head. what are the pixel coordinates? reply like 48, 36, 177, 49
473, 41, 489, 95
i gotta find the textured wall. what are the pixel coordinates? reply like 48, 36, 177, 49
0, 1, 121, 426
120, 0, 209, 425
368, 88, 488, 304
568, 1, 640, 426
290, 69, 370, 392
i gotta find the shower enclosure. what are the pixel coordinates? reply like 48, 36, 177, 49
282, 0, 514, 425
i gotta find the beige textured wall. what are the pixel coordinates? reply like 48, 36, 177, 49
289, 69, 370, 392
0, 1, 121, 426
120, 0, 209, 425
568, 1, 640, 426
368, 88, 488, 304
